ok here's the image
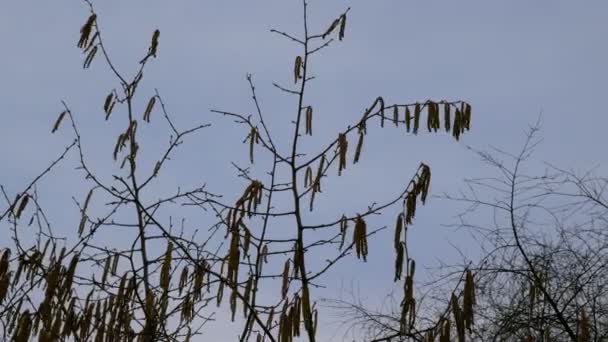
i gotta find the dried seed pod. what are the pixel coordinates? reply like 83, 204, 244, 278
294, 56, 302, 83
51, 111, 67, 134
353, 132, 364, 164
143, 96, 156, 123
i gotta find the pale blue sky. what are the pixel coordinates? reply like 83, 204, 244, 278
1, 0, 607, 340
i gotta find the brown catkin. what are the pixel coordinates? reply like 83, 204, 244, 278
413, 103, 420, 134
305, 106, 313, 135
149, 29, 160, 58
338, 134, 348, 175
281, 260, 290, 299
339, 14, 346, 40
103, 93, 114, 113
353, 132, 364, 164
78, 14, 97, 49
294, 56, 302, 83
444, 103, 451, 132
51, 111, 67, 133
143, 96, 156, 122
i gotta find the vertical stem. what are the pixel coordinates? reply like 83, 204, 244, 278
290, 1, 316, 341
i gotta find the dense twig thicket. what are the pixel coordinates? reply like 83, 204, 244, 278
0, 1, 479, 341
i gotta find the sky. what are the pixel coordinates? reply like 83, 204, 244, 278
1, 0, 608, 340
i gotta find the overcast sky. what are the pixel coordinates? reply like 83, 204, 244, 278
1, 0, 607, 340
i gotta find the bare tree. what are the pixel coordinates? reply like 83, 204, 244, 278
329, 121, 606, 341
0, 1, 474, 341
